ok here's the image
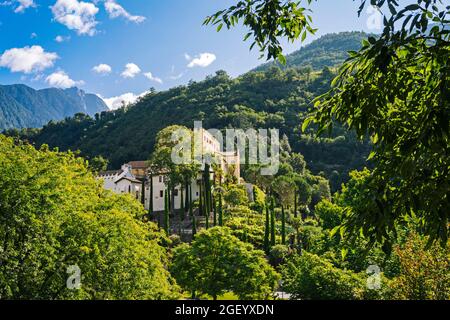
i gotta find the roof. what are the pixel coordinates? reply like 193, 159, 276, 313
115, 176, 142, 184
98, 169, 123, 176
127, 161, 148, 169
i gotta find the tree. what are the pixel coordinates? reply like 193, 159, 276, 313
204, 0, 316, 61
264, 205, 270, 253
88, 155, 108, 173
0, 136, 179, 299
164, 187, 170, 234
224, 184, 249, 207
170, 227, 279, 300
281, 252, 376, 300
207, 0, 450, 246
388, 233, 450, 300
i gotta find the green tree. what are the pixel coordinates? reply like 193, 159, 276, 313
0, 136, 179, 299
207, 0, 450, 245
170, 227, 279, 300
281, 252, 379, 300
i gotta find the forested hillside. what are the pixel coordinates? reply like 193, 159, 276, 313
0, 84, 107, 130
7, 32, 371, 191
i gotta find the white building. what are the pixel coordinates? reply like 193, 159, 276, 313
97, 128, 240, 212
97, 164, 142, 200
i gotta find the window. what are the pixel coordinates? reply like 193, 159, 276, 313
128, 185, 131, 193
196, 192, 199, 196
159, 176, 163, 183
160, 190, 163, 198
174, 189, 179, 196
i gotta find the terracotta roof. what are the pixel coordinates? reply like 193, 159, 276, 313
127, 161, 148, 169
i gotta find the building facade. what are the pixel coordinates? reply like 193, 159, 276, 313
97, 128, 241, 212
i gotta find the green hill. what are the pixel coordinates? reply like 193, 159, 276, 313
254, 31, 370, 72
6, 32, 371, 191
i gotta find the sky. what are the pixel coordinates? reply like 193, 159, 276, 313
0, 0, 380, 109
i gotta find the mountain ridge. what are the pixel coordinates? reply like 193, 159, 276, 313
0, 84, 108, 130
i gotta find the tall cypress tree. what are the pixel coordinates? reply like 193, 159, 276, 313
218, 192, 223, 226
264, 204, 270, 253
148, 173, 154, 219
270, 197, 276, 247
189, 184, 193, 217
203, 164, 211, 228
211, 196, 217, 226
281, 205, 286, 245
294, 189, 298, 218
164, 188, 169, 235
141, 179, 145, 205
180, 185, 185, 235
185, 181, 189, 213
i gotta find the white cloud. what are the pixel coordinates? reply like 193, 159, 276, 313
0, 46, 58, 73
1, 0, 36, 13
30, 32, 37, 38
104, 0, 145, 23
184, 53, 191, 61
92, 63, 112, 75
143, 72, 162, 84
121, 63, 140, 78
101, 91, 148, 110
55, 35, 71, 42
15, 0, 35, 12
51, 0, 99, 36
186, 52, 216, 68
46, 70, 84, 89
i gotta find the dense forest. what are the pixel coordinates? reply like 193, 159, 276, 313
6, 32, 371, 192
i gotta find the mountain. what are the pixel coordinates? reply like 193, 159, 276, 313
255, 31, 370, 72
6, 32, 371, 191
0, 84, 108, 130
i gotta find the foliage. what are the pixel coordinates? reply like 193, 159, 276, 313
224, 184, 249, 207
204, 0, 316, 61
0, 135, 179, 299
170, 227, 280, 300
281, 252, 381, 300
307, 1, 450, 246
315, 199, 343, 230
268, 245, 291, 267
388, 233, 449, 300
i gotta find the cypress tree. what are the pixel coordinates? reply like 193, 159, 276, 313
148, 173, 154, 219
270, 197, 276, 247
281, 205, 286, 245
164, 188, 169, 234
294, 189, 298, 218
212, 195, 217, 226
218, 192, 223, 226
185, 181, 189, 212
264, 204, 270, 253
203, 164, 211, 228
180, 185, 185, 235
141, 179, 145, 205
189, 184, 193, 217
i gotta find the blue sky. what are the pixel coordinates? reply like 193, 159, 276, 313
0, 0, 377, 108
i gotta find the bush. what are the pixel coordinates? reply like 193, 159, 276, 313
281, 252, 368, 300
269, 245, 291, 267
